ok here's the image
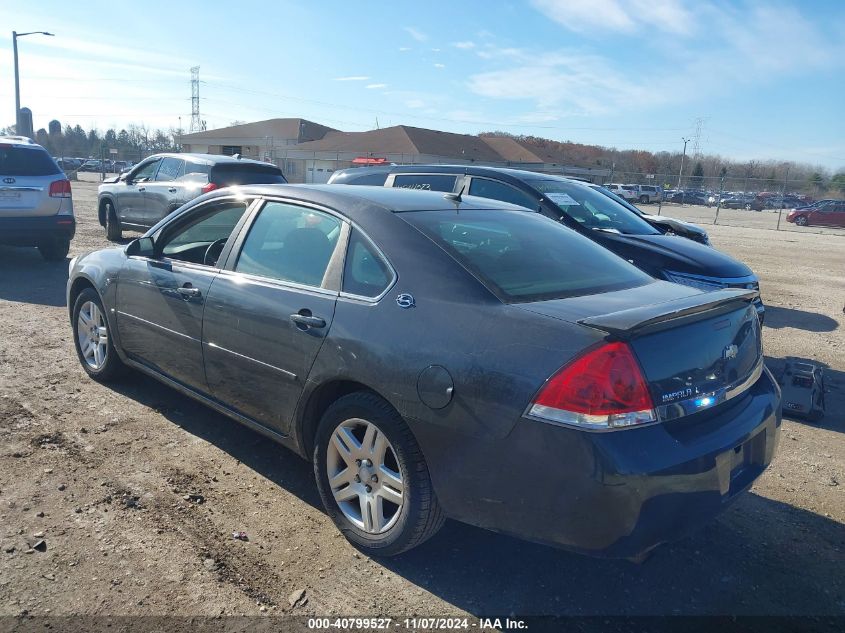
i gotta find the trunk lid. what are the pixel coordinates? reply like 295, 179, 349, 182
520, 282, 763, 420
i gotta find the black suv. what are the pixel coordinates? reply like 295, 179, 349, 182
329, 164, 765, 321
97, 153, 286, 240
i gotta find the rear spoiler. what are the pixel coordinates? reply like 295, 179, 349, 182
578, 288, 759, 339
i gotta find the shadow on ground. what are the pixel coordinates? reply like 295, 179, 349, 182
0, 245, 69, 307
107, 372, 845, 617
763, 305, 839, 333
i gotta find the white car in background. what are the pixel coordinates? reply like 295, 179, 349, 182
604, 183, 638, 201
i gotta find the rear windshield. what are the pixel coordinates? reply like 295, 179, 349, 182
531, 180, 659, 236
402, 209, 652, 302
210, 163, 287, 186
0, 146, 61, 176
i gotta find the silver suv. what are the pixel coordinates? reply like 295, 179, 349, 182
625, 184, 663, 204
97, 153, 286, 241
0, 136, 74, 261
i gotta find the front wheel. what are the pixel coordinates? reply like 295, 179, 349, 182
795, 215, 808, 226
314, 392, 444, 556
105, 201, 122, 241
639, 195, 649, 204
72, 288, 126, 382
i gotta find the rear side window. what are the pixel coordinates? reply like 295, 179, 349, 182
392, 174, 456, 192
235, 201, 342, 287
155, 158, 185, 181
403, 209, 652, 302
210, 163, 286, 186
342, 230, 393, 297
347, 172, 389, 185
0, 146, 60, 176
468, 178, 537, 210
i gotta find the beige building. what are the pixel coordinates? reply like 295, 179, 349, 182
177, 118, 609, 184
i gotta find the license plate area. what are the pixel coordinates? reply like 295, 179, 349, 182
728, 430, 766, 493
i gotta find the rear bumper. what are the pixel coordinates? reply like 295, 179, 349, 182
0, 215, 76, 246
414, 367, 781, 559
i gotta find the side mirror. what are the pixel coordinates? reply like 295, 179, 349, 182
126, 237, 155, 258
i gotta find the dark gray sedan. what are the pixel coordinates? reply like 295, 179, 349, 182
67, 185, 781, 558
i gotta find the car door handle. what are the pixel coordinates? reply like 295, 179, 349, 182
168, 187, 177, 193
138, 186, 146, 192
177, 285, 201, 299
290, 312, 326, 329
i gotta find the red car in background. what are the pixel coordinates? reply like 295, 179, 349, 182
787, 200, 845, 227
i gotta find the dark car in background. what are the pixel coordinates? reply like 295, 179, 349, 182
97, 153, 286, 240
0, 136, 75, 260
589, 184, 711, 246
67, 185, 781, 559
666, 190, 710, 206
329, 165, 765, 320
719, 194, 762, 210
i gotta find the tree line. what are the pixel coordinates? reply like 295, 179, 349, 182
2, 120, 178, 161
481, 132, 845, 196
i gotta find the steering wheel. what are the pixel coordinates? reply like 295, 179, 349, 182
203, 238, 228, 267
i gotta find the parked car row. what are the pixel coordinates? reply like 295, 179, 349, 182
604, 183, 662, 204
52, 157, 135, 174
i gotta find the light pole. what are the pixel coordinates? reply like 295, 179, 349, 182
676, 137, 690, 190
12, 30, 54, 134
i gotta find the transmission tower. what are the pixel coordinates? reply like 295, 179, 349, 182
189, 66, 205, 132
691, 117, 705, 158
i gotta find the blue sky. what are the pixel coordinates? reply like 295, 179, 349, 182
3, 0, 844, 170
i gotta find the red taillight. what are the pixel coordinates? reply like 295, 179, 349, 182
49, 179, 72, 198
201, 182, 218, 194
529, 342, 655, 430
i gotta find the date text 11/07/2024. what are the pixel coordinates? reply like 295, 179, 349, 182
306, 617, 528, 630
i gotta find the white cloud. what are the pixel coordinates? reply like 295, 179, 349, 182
366, 83, 388, 89
431, 48, 441, 52
403, 27, 428, 42
530, 0, 693, 35
452, 41, 476, 49
434, 63, 445, 68
333, 76, 370, 81
467, 50, 657, 116
398, 47, 411, 52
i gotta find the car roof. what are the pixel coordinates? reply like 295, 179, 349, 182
205, 183, 530, 213
146, 152, 277, 167
336, 163, 577, 183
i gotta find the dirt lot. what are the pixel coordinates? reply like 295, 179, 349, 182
0, 175, 843, 618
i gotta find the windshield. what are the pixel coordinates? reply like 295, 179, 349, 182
402, 209, 652, 303
531, 180, 659, 235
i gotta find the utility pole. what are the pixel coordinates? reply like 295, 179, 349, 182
12, 30, 54, 134
189, 66, 204, 132
676, 137, 690, 190
776, 164, 790, 231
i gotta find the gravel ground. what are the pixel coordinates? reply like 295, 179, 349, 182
0, 175, 843, 618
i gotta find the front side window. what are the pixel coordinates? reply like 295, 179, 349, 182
468, 178, 537, 210
342, 229, 393, 297
155, 158, 185, 181
235, 201, 342, 288
159, 200, 249, 266
392, 174, 457, 192
402, 209, 652, 302
131, 159, 160, 182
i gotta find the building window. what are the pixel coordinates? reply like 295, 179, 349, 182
222, 145, 242, 156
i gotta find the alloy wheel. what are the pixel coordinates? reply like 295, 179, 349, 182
77, 300, 109, 370
326, 418, 404, 534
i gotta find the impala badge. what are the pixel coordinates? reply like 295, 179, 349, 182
396, 293, 415, 309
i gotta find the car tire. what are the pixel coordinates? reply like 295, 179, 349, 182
639, 195, 649, 204
795, 215, 808, 226
313, 391, 445, 556
38, 239, 70, 262
744, 204, 752, 211
71, 288, 126, 382
105, 202, 122, 241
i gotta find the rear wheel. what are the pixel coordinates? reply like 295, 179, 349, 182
313, 392, 444, 556
744, 203, 752, 211
795, 215, 808, 226
38, 239, 70, 261
72, 288, 125, 382
105, 201, 122, 241
639, 195, 649, 204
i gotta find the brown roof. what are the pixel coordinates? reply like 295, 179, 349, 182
178, 118, 337, 143
293, 125, 504, 161
479, 136, 544, 162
